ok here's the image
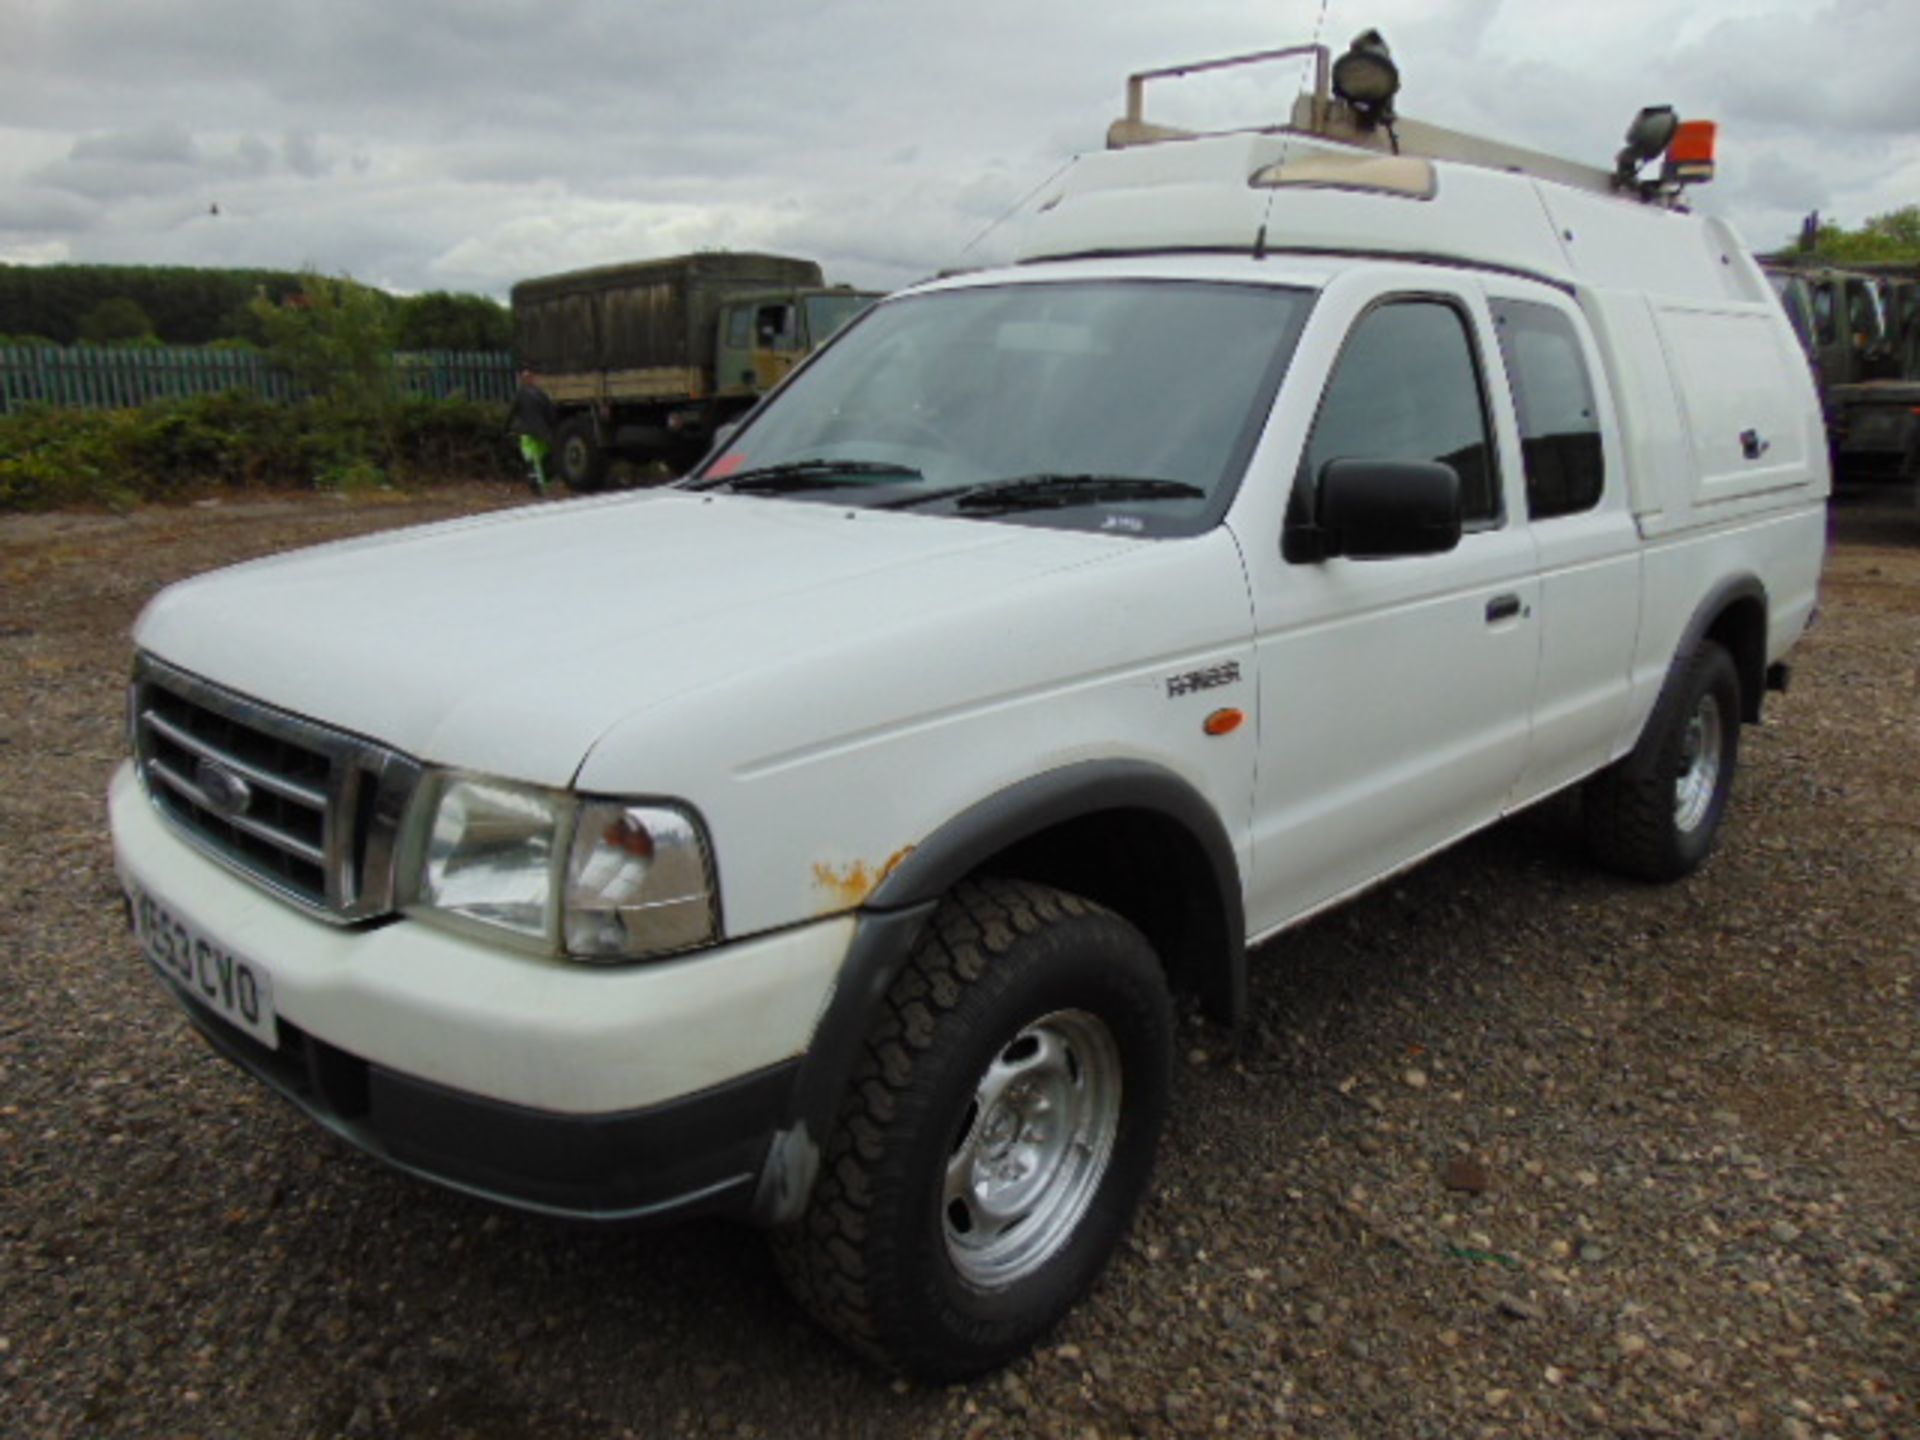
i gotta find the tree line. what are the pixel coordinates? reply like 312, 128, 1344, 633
0, 263, 513, 351
1787, 206, 1920, 266
2, 271, 519, 510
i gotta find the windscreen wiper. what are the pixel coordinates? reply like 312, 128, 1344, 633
682, 459, 923, 494
946, 473, 1206, 513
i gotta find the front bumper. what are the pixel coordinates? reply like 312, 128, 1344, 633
161, 968, 797, 1221
110, 761, 851, 1221
1837, 401, 1919, 472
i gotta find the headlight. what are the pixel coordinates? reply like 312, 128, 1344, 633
401, 773, 718, 961
406, 774, 565, 943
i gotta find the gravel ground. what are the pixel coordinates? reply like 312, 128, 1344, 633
2, 483, 1915, 1439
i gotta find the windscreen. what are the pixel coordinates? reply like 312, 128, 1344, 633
803, 292, 878, 344
694, 279, 1312, 537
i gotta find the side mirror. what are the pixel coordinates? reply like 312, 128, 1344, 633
1284, 457, 1463, 562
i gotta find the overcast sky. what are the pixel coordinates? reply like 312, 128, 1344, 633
3, 0, 1916, 299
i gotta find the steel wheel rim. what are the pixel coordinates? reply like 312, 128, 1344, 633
1674, 691, 1724, 833
942, 1008, 1122, 1288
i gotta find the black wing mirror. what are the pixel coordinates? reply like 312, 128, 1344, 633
1284, 458, 1463, 563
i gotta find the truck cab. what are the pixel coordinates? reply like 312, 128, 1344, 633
1828, 272, 1920, 489
714, 286, 875, 398
1767, 260, 1920, 487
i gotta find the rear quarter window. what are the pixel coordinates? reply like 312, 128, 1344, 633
1489, 299, 1605, 520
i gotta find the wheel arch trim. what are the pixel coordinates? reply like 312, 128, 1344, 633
1627, 572, 1767, 778
753, 759, 1246, 1225
1687, 573, 1769, 712
868, 759, 1242, 913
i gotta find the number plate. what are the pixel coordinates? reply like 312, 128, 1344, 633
132, 885, 278, 1050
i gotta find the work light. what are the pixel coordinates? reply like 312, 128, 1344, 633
1332, 29, 1400, 128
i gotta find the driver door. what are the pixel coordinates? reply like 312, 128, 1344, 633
1242, 276, 1539, 937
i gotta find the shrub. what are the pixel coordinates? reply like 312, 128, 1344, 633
0, 393, 509, 510
389, 396, 516, 482
0, 407, 132, 509
116, 392, 302, 493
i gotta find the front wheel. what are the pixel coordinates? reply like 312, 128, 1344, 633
1584, 640, 1741, 881
772, 878, 1172, 1380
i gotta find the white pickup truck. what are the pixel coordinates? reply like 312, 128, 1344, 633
110, 42, 1826, 1379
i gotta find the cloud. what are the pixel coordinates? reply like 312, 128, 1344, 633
1662, 0, 1920, 137
69, 123, 200, 165
281, 128, 327, 178
0, 239, 73, 266
0, 186, 102, 235
234, 134, 273, 175
35, 124, 207, 200
0, 0, 1912, 297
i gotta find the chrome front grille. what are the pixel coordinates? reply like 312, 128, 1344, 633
131, 656, 421, 922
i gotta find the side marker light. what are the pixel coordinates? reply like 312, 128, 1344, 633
1204, 708, 1245, 737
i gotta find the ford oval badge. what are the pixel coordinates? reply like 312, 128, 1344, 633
195, 758, 254, 818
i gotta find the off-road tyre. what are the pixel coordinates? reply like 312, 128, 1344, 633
771, 877, 1172, 1380
1584, 640, 1741, 881
555, 415, 608, 492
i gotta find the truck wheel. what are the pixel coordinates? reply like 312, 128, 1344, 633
555, 416, 608, 492
1583, 640, 1741, 881
773, 878, 1172, 1380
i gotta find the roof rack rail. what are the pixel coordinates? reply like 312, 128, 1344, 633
1108, 42, 1619, 198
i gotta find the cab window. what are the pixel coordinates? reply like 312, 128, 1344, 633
1302, 299, 1499, 524
755, 304, 799, 352
1845, 280, 1882, 343
1812, 282, 1837, 346
1490, 299, 1604, 520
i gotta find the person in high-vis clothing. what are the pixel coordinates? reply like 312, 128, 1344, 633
505, 370, 558, 495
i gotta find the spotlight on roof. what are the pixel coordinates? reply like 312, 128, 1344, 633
1613, 105, 1679, 188
1331, 29, 1400, 129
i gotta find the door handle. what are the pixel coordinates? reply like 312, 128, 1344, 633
1740, 428, 1770, 460
1486, 593, 1523, 624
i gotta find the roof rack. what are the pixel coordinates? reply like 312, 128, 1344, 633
1107, 42, 1617, 197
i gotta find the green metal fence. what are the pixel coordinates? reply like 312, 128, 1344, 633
0, 346, 517, 413
392, 352, 519, 406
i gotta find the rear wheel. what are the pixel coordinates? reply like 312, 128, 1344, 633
772, 878, 1172, 1380
554, 415, 608, 492
1584, 640, 1741, 881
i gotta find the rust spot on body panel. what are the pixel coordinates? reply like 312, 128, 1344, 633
812, 846, 916, 912
812, 860, 876, 910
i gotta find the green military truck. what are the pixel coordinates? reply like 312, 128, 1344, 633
1828, 270, 1920, 493
512, 253, 880, 489
1763, 259, 1920, 491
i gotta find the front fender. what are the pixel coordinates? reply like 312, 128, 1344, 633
754, 758, 1244, 1224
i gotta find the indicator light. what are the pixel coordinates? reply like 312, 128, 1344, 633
1204, 708, 1245, 736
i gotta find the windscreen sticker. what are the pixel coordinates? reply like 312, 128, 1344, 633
708, 451, 746, 479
